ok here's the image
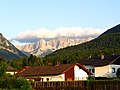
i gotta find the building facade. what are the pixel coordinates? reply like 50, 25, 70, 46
79, 55, 120, 78
16, 63, 92, 81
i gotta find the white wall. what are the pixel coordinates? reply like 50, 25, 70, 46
95, 65, 109, 77
39, 74, 65, 82
6, 71, 17, 75
109, 64, 120, 77
95, 64, 120, 77
74, 65, 88, 80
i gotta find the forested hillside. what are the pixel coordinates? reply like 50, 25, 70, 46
44, 24, 120, 65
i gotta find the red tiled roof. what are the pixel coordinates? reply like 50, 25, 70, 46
16, 63, 92, 77
17, 66, 30, 74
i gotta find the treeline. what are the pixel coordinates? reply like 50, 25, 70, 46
8, 54, 44, 70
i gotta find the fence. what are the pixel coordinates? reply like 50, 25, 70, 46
32, 80, 120, 90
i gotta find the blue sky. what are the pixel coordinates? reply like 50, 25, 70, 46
0, 0, 120, 45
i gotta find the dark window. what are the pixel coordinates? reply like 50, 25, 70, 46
46, 78, 49, 81
112, 68, 115, 73
89, 69, 91, 72
92, 69, 95, 73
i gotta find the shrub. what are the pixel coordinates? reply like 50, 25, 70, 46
0, 75, 32, 90
87, 75, 95, 86
16, 77, 32, 90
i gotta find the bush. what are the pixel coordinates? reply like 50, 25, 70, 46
87, 75, 95, 86
16, 77, 32, 90
0, 75, 32, 90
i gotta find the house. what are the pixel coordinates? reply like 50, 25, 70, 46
16, 63, 92, 81
78, 55, 120, 78
6, 66, 18, 75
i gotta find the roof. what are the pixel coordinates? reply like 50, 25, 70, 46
17, 66, 30, 74
78, 55, 120, 66
6, 66, 18, 72
16, 63, 92, 77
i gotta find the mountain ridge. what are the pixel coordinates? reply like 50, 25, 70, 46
16, 37, 94, 56
0, 33, 26, 60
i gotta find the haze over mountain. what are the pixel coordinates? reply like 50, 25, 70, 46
0, 33, 26, 60
16, 37, 93, 56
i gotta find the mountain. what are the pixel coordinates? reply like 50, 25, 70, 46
45, 24, 120, 64
16, 37, 93, 56
0, 33, 26, 60
100, 24, 120, 35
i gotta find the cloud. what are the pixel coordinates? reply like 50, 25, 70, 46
11, 26, 105, 43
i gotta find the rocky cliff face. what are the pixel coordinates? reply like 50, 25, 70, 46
16, 37, 93, 56
0, 33, 26, 60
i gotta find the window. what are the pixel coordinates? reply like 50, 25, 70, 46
41, 78, 44, 82
46, 78, 49, 82
89, 69, 91, 72
92, 69, 95, 73
75, 77, 77, 80
112, 68, 115, 73
75, 77, 80, 80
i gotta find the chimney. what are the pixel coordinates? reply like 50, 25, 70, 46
101, 54, 104, 60
54, 60, 60, 66
88, 55, 92, 58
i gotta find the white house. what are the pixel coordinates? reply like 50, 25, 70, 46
79, 55, 120, 78
16, 63, 92, 81
6, 66, 18, 75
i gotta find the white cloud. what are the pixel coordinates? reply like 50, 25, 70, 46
11, 26, 105, 43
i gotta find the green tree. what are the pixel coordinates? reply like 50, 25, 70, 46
28, 54, 44, 66
28, 54, 34, 65
0, 58, 7, 77
116, 68, 120, 78
36, 57, 44, 66
22, 58, 29, 66
0, 75, 32, 90
16, 77, 32, 90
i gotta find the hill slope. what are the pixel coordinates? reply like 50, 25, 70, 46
101, 24, 120, 35
0, 33, 26, 60
45, 24, 120, 64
